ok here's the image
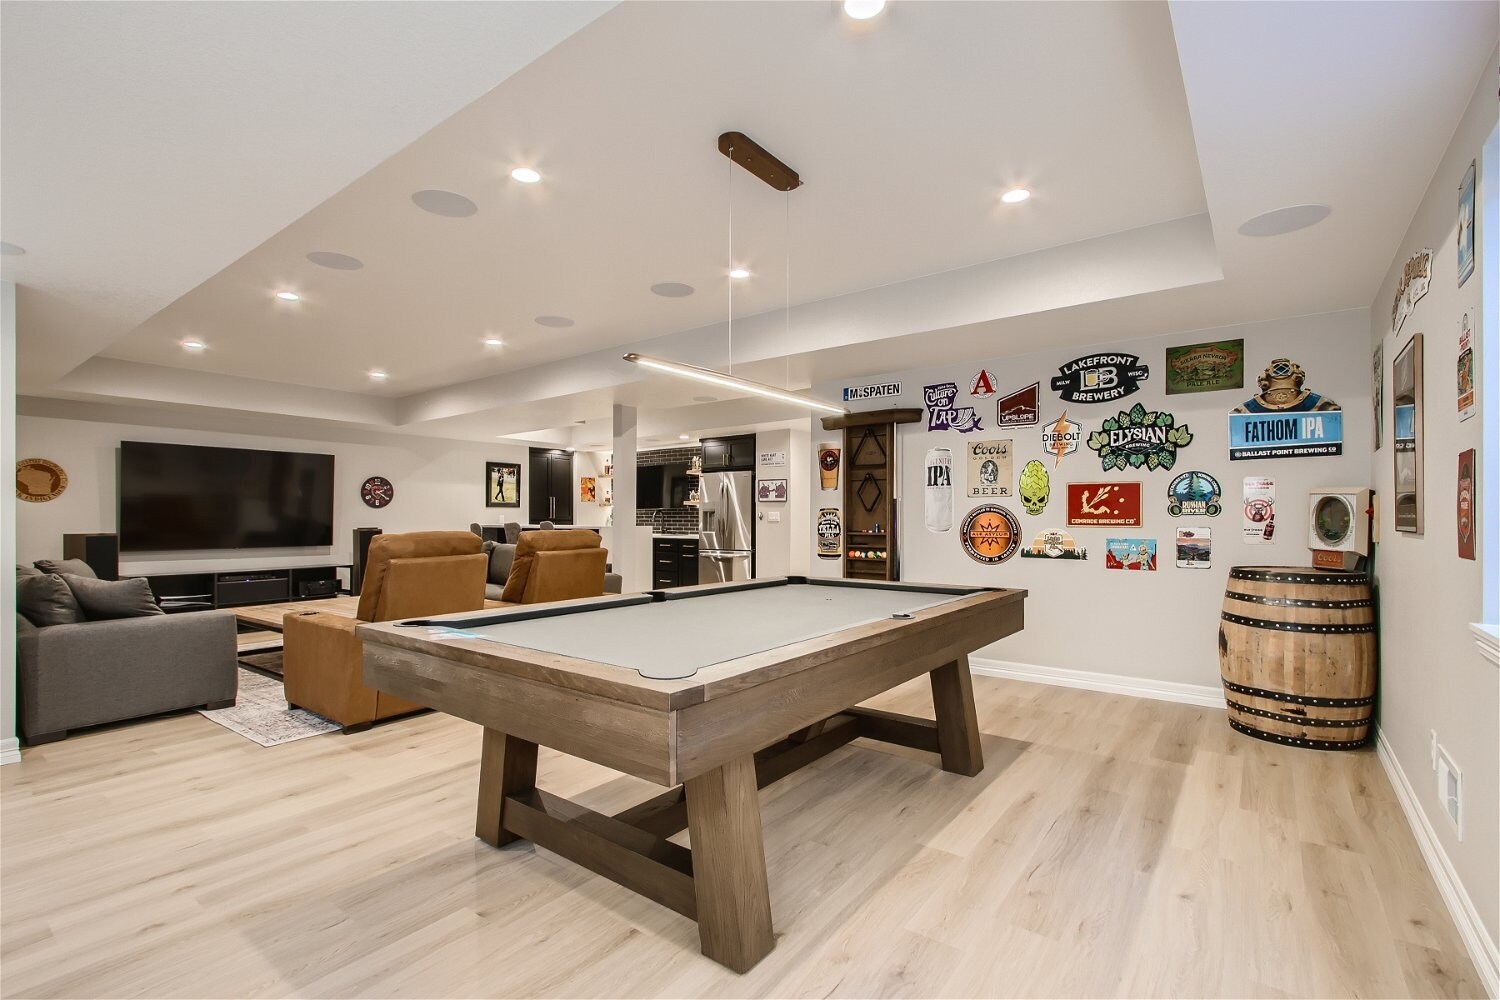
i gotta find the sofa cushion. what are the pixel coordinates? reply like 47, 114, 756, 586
17, 574, 85, 626
488, 543, 517, 586
17, 563, 41, 578
34, 558, 98, 579
500, 530, 601, 603
61, 575, 163, 620
17, 612, 38, 634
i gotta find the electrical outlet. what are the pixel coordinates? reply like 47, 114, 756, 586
1430, 730, 1438, 770
1436, 746, 1463, 840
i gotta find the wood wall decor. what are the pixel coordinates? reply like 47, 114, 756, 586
16, 458, 67, 503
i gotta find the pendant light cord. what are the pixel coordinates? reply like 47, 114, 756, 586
727, 145, 734, 376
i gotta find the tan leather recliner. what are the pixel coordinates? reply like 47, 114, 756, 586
496, 529, 610, 605
282, 531, 487, 731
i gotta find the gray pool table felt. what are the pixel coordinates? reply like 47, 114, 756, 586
427, 584, 971, 679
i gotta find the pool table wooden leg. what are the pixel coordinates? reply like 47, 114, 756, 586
684, 754, 775, 973
476, 727, 538, 847
929, 654, 984, 776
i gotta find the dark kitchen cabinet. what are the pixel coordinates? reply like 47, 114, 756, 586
700, 434, 755, 472
651, 537, 700, 589
528, 448, 574, 524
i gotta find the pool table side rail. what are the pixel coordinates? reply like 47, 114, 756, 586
357, 586, 1024, 712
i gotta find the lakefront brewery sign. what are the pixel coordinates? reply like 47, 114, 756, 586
1050, 353, 1150, 404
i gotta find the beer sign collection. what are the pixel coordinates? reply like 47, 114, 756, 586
817, 347, 1373, 576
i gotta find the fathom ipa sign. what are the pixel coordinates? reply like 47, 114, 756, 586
1050, 353, 1150, 404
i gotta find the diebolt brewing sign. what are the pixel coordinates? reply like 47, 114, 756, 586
1050, 353, 1150, 404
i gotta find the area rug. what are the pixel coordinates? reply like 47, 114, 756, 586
239, 649, 284, 677
199, 668, 340, 747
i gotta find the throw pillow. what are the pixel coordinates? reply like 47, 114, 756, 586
60, 575, 163, 620
17, 563, 41, 578
34, 558, 98, 579
16, 574, 85, 627
488, 543, 516, 586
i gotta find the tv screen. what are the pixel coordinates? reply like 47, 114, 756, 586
636, 461, 691, 510
119, 441, 335, 551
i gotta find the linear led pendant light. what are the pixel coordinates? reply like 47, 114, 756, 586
622, 131, 848, 415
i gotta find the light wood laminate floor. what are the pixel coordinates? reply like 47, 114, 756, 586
0, 675, 1481, 998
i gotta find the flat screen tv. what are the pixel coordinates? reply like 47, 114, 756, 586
119, 441, 335, 551
636, 461, 691, 509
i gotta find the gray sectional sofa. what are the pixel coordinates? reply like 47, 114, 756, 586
16, 562, 238, 744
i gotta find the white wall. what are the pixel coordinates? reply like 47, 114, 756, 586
754, 429, 793, 577
1367, 47, 1498, 979
15, 409, 532, 574
809, 310, 1373, 690
1, 283, 19, 764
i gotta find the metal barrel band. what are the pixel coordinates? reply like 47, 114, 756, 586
1228, 568, 1369, 586
1226, 700, 1371, 729
1220, 611, 1375, 634
1228, 717, 1370, 751
1221, 678, 1374, 708
1224, 591, 1373, 610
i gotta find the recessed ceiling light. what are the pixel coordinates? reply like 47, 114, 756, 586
411, 189, 478, 217
1237, 204, 1332, 237
181, 339, 206, 351
728, 267, 751, 280
535, 315, 575, 328
651, 282, 695, 297
693, 395, 718, 402
274, 290, 301, 302
510, 167, 541, 184
843, 0, 885, 19
679, 434, 691, 440
483, 336, 504, 347
368, 370, 388, 381
306, 251, 364, 270
0, 242, 25, 256
1000, 188, 1031, 204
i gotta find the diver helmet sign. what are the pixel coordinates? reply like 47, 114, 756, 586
1228, 357, 1343, 460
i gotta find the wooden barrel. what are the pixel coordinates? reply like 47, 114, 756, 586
1218, 566, 1375, 750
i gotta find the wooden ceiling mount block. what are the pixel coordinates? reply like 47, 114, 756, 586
820, 408, 923, 431
718, 132, 802, 192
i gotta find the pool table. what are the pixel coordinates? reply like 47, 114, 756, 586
358, 576, 1026, 972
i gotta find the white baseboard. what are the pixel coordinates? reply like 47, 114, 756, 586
1376, 731, 1499, 998
968, 657, 1226, 709
0, 737, 20, 766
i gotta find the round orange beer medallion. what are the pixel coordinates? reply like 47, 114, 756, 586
960, 504, 1020, 564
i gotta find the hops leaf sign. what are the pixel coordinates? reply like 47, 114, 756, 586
1087, 404, 1193, 472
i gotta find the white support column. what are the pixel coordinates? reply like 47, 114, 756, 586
2, 282, 20, 764
611, 404, 639, 592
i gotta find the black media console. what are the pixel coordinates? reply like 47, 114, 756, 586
140, 565, 352, 613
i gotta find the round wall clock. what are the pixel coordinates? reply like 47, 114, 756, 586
361, 475, 394, 508
16, 458, 68, 503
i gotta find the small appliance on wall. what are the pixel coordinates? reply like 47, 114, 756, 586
1307, 488, 1372, 570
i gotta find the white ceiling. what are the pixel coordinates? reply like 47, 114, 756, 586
7, 0, 1497, 449
1, 0, 616, 387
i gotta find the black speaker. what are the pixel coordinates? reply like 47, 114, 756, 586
62, 533, 119, 581
351, 527, 382, 595
298, 578, 339, 598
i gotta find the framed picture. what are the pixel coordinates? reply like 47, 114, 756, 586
579, 477, 597, 504
757, 478, 788, 503
1393, 334, 1423, 533
1371, 343, 1384, 451
1458, 159, 1475, 287
486, 461, 521, 508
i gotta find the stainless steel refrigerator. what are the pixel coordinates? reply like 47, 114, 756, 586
698, 470, 754, 584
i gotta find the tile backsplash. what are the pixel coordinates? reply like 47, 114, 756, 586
636, 446, 702, 532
